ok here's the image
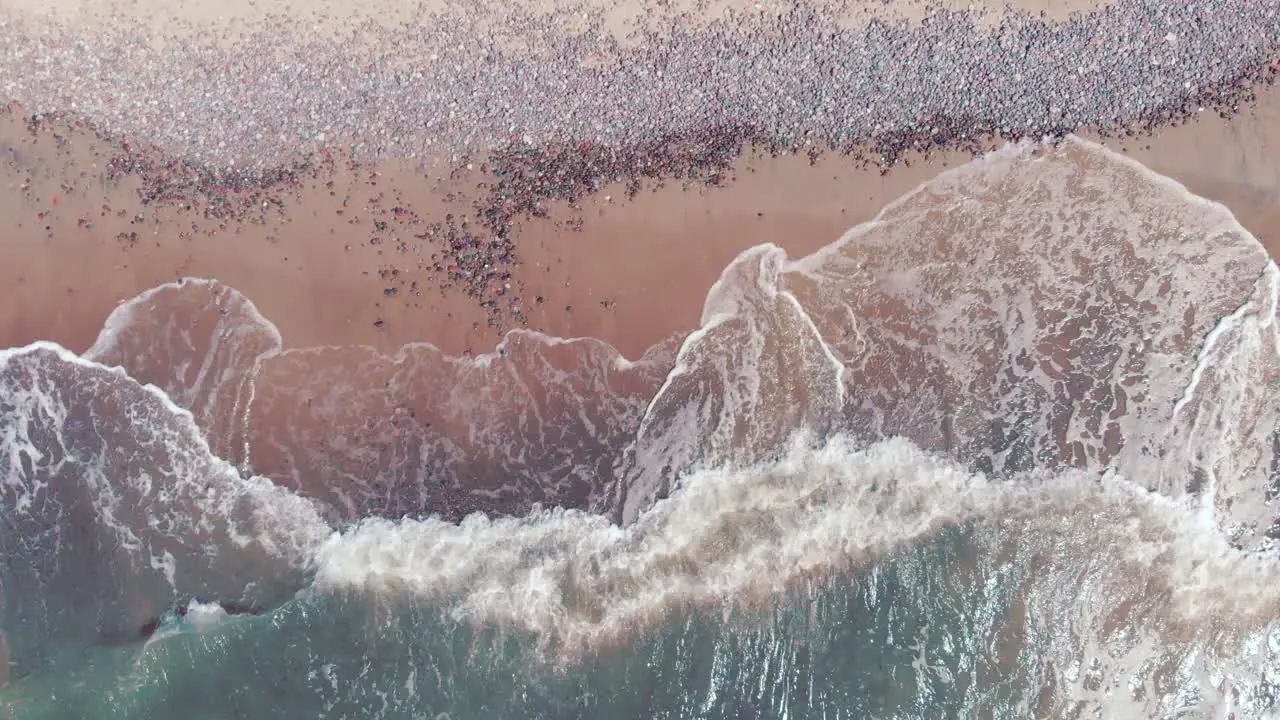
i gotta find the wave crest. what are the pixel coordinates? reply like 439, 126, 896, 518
4, 136, 1278, 717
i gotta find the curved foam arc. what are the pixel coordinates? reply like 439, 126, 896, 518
790, 135, 1275, 279
622, 244, 846, 523
86, 278, 285, 360
793, 136, 1268, 528
786, 138, 1038, 278
81, 276, 677, 521
310, 433, 1280, 659
85, 278, 288, 467
0, 340, 331, 577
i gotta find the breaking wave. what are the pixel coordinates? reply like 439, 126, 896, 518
2, 137, 1278, 718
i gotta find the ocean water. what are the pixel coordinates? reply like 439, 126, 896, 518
1, 136, 1278, 719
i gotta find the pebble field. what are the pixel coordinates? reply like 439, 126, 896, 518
3, 0, 1278, 329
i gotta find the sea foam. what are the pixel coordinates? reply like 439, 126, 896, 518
3, 136, 1277, 718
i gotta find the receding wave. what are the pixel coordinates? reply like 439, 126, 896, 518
2, 137, 1278, 718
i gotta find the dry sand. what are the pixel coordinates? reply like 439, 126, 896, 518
2, 0, 1111, 32
0, 0, 1115, 43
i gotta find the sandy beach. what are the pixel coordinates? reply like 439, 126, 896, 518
0, 0, 1276, 361
3, 0, 1280, 712
1, 0, 1116, 45
1, 84, 1278, 360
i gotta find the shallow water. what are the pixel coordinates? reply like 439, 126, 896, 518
2, 137, 1278, 718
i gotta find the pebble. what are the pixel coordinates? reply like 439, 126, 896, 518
3, 0, 1276, 331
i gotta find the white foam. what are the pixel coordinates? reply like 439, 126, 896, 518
314, 435, 1005, 650
792, 134, 1272, 278
264, 136, 1264, 713
86, 277, 284, 362
182, 599, 230, 631
0, 341, 331, 591
303, 137, 1280, 669
623, 244, 847, 523
5, 133, 1277, 715
66, 275, 678, 522
769, 134, 1276, 541
311, 431, 1280, 683
1156, 261, 1280, 547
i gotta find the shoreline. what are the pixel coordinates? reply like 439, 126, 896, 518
2, 0, 1280, 359
2, 89, 1279, 361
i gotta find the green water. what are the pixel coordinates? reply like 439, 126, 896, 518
3, 527, 1045, 720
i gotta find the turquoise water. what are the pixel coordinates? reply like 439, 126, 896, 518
7, 527, 1043, 720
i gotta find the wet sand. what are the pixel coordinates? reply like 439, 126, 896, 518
0, 0, 1277, 360
3, 83, 1279, 361
0, 84, 1274, 358
0, 110, 497, 356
